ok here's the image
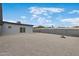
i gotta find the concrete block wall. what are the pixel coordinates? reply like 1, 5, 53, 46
0, 26, 1, 35
0, 26, 2, 35
33, 28, 79, 37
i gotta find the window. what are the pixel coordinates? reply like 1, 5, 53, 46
20, 27, 26, 33
23, 27, 25, 32
20, 27, 23, 33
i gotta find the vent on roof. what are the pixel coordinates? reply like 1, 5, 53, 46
16, 21, 21, 24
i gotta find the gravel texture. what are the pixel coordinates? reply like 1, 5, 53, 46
0, 33, 79, 56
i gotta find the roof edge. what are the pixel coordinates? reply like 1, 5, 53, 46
3, 21, 33, 26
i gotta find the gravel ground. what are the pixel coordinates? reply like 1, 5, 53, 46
0, 33, 79, 56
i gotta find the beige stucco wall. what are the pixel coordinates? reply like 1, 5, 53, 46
2, 23, 33, 35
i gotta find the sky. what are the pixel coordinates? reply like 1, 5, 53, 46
2, 3, 79, 27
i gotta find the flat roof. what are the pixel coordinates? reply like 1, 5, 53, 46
3, 21, 33, 26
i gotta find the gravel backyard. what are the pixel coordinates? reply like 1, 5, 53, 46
0, 33, 79, 56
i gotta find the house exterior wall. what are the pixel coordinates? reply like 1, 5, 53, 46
2, 23, 33, 35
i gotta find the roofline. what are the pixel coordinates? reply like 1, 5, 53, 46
3, 21, 33, 26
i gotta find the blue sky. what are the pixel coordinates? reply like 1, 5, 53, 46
2, 3, 79, 27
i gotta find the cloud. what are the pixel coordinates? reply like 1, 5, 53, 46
69, 10, 79, 14
3, 19, 17, 23
28, 7, 64, 26
29, 7, 64, 15
36, 17, 53, 26
61, 18, 79, 25
29, 7, 64, 20
32, 14, 38, 19
3, 18, 29, 24
30, 13, 54, 26
20, 16, 26, 19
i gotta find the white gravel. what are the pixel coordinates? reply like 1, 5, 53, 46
0, 33, 79, 56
